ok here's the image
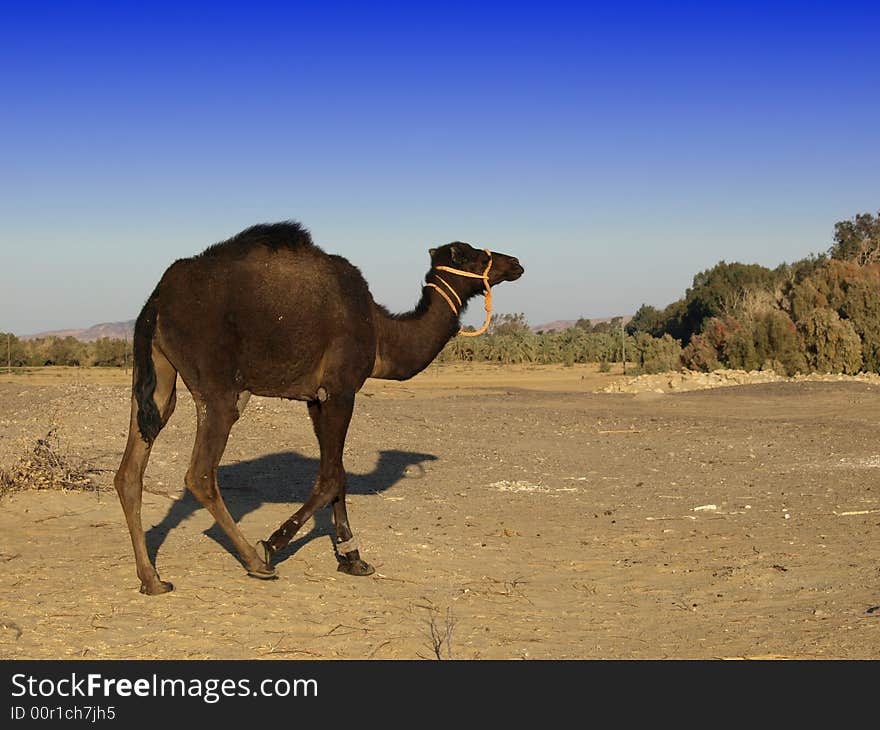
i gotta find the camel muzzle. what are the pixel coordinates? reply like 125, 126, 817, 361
497, 258, 524, 282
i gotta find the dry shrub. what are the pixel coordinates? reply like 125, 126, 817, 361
425, 606, 456, 660
0, 428, 98, 498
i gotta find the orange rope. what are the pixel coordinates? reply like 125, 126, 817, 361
425, 274, 462, 313
427, 249, 493, 337
425, 281, 458, 315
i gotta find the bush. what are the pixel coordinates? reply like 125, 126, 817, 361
626, 304, 665, 337
750, 310, 807, 375
836, 275, 880, 372
0, 429, 97, 498
681, 333, 722, 371
679, 313, 806, 375
633, 333, 683, 374
798, 309, 863, 374
722, 324, 759, 371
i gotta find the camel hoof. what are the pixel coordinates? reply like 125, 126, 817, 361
140, 580, 174, 595
337, 556, 375, 576
246, 563, 278, 581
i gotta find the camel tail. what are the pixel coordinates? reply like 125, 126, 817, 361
133, 293, 162, 444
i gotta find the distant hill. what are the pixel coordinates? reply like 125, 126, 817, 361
22, 314, 630, 340
531, 316, 631, 333
532, 319, 578, 332
22, 320, 135, 342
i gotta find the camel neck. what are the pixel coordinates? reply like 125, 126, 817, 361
370, 286, 463, 380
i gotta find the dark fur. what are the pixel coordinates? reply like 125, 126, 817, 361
132, 290, 162, 444
197, 221, 315, 259
376, 242, 485, 326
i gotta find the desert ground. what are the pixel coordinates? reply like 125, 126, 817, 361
0, 363, 878, 659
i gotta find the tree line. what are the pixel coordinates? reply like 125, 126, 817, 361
438, 209, 880, 375
435, 312, 683, 373
0, 335, 132, 368
5, 210, 878, 375
623, 209, 880, 374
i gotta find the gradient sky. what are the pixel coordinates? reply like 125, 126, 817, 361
2, 1, 879, 334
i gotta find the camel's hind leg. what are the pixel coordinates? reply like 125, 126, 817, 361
114, 348, 177, 595
184, 394, 275, 579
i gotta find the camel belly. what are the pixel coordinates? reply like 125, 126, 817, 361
236, 333, 375, 401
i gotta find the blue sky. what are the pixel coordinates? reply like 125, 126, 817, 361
1, 1, 878, 334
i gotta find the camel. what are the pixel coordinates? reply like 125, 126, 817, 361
114, 221, 524, 594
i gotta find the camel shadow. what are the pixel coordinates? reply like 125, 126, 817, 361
145, 449, 437, 568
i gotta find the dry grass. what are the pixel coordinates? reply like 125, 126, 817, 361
425, 607, 456, 660
0, 428, 100, 498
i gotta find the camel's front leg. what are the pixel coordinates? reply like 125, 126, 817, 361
260, 393, 373, 575
331, 490, 373, 576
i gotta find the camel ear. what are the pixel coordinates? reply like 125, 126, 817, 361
450, 244, 467, 265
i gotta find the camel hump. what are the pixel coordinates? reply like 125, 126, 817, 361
196, 220, 316, 259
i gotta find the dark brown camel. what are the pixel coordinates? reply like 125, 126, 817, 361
114, 221, 524, 594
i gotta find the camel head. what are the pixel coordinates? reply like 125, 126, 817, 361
428, 242, 524, 291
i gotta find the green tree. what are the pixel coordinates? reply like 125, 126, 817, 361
658, 298, 688, 341
439, 337, 475, 362
787, 275, 827, 324
488, 312, 531, 336
487, 332, 536, 364
836, 275, 880, 371
828, 211, 880, 265
679, 261, 777, 343
40, 337, 84, 366
92, 337, 131, 367
784, 258, 880, 372
589, 317, 624, 335
626, 304, 665, 337
556, 327, 588, 364
0, 333, 28, 368
535, 333, 561, 364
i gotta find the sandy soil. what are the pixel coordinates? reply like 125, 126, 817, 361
0, 363, 878, 659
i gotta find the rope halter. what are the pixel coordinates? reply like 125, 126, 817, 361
425, 248, 493, 337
